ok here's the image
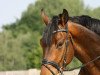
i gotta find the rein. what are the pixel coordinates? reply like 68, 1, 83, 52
64, 55, 100, 71
41, 28, 100, 75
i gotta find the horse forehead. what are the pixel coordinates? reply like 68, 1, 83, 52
55, 32, 66, 40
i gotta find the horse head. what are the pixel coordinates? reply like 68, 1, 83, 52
40, 9, 74, 75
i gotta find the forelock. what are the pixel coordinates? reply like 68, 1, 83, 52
42, 16, 59, 47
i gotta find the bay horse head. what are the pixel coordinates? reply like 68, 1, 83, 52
40, 9, 74, 75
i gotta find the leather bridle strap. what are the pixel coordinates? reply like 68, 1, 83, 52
42, 29, 68, 75
42, 64, 55, 75
53, 29, 68, 34
42, 59, 63, 75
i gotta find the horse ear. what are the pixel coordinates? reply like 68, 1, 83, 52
60, 9, 69, 26
41, 9, 50, 25
63, 9, 69, 24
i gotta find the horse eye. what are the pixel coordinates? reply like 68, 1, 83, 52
56, 41, 64, 49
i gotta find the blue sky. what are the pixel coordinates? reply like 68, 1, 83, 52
0, 0, 100, 31
0, 0, 35, 31
84, 0, 100, 8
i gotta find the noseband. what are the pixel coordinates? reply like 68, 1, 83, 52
42, 29, 68, 75
42, 59, 63, 75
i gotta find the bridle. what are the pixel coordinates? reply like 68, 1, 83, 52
41, 28, 100, 75
42, 28, 68, 75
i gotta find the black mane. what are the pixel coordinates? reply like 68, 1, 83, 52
70, 15, 100, 35
43, 16, 59, 46
42, 15, 100, 47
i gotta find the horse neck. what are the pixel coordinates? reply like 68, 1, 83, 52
68, 21, 100, 65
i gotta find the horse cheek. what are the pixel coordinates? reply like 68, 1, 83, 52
65, 41, 74, 65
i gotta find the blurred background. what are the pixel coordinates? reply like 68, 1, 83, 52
0, 0, 100, 71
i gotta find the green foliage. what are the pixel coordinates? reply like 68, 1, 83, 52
0, 0, 100, 70
0, 30, 42, 70
0, 30, 27, 70
91, 7, 100, 19
67, 57, 82, 69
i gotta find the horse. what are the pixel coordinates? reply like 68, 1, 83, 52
40, 9, 100, 75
